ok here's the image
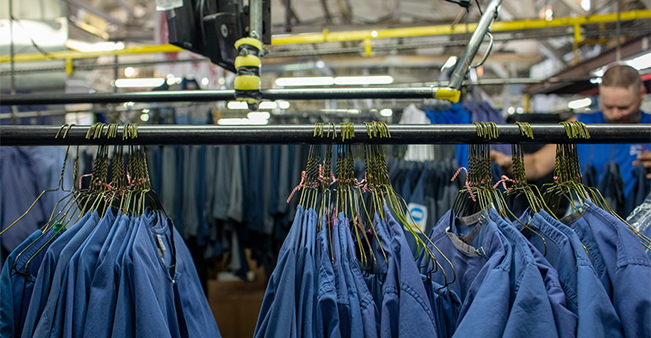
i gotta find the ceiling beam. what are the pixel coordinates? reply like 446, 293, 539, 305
525, 35, 651, 94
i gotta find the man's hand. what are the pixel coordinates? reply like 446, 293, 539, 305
490, 150, 513, 174
633, 151, 651, 179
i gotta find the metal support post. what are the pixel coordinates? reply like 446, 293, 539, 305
448, 0, 503, 90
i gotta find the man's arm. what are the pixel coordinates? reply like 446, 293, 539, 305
491, 144, 557, 180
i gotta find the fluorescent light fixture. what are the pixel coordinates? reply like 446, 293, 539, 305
259, 101, 277, 109
581, 0, 590, 11
442, 56, 458, 70
334, 76, 393, 85
66, 40, 125, 52
227, 101, 249, 109
568, 98, 592, 110
507, 107, 515, 115
124, 67, 135, 77
380, 108, 393, 117
320, 109, 350, 113
371, 30, 378, 38
140, 113, 150, 122
590, 78, 602, 84
278, 101, 291, 109
201, 77, 209, 86
348, 109, 360, 114
316, 61, 326, 69
626, 52, 651, 71
248, 112, 271, 120
218, 118, 250, 125
142, 108, 150, 113
516, 107, 524, 114
166, 76, 183, 85
114, 78, 165, 88
275, 77, 335, 87
545, 9, 553, 21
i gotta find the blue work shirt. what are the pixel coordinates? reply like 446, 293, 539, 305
296, 208, 317, 337
51, 210, 116, 338
343, 222, 380, 338
21, 211, 94, 338
539, 210, 624, 338
0, 230, 41, 338
254, 206, 301, 338
82, 214, 130, 338
331, 213, 355, 338
562, 212, 612, 297
514, 211, 577, 338
581, 200, 651, 337
576, 111, 651, 197
111, 215, 141, 337
30, 210, 100, 338
10, 227, 62, 338
429, 210, 511, 338
490, 209, 559, 338
382, 206, 438, 338
336, 214, 364, 338
316, 220, 341, 338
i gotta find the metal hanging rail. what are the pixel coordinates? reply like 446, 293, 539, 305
0, 87, 459, 105
0, 124, 648, 146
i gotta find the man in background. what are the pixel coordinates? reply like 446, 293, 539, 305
492, 64, 650, 206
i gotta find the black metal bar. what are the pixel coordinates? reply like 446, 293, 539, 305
0, 87, 438, 105
1, 124, 649, 146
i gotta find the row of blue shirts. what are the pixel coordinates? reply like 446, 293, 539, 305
0, 208, 221, 338
256, 199, 651, 337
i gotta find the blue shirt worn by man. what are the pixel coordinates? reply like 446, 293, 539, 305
576, 111, 651, 197
539, 210, 624, 338
21, 211, 93, 338
581, 200, 651, 337
0, 230, 41, 338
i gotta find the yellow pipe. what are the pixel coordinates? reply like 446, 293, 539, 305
271, 10, 650, 45
0, 44, 183, 63
1, 10, 648, 63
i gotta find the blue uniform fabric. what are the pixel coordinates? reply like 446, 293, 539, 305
52, 210, 116, 338
576, 111, 651, 197
489, 209, 559, 338
514, 212, 578, 338
30, 211, 100, 338
382, 205, 438, 338
21, 211, 93, 338
316, 220, 341, 338
581, 200, 651, 337
539, 210, 624, 338
427, 210, 511, 337
254, 206, 301, 338
111, 215, 141, 337
9, 227, 62, 338
82, 214, 131, 338
336, 214, 363, 338
343, 222, 379, 338
296, 208, 317, 338
0, 147, 47, 258
0, 230, 41, 338
331, 213, 354, 338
